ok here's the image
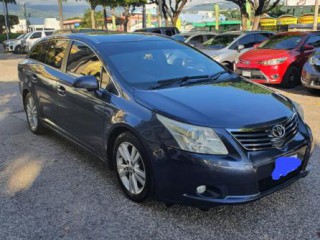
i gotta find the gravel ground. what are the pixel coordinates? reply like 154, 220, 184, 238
0, 51, 319, 240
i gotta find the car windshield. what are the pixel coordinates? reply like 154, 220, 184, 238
17, 34, 26, 40
203, 34, 239, 49
102, 40, 225, 90
258, 35, 303, 50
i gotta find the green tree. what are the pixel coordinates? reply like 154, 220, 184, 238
269, 3, 286, 18
0, 14, 19, 34
0, 0, 17, 34
81, 9, 105, 28
225, 0, 248, 30
249, 0, 281, 30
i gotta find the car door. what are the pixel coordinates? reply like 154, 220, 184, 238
55, 41, 110, 155
28, 32, 42, 49
25, 40, 62, 123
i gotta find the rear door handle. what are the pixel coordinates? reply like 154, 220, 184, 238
57, 85, 66, 96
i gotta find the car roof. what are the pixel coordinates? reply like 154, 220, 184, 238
274, 31, 320, 36
178, 32, 217, 36
44, 32, 172, 45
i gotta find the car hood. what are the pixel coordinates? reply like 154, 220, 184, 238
199, 48, 225, 56
134, 78, 294, 128
240, 49, 290, 62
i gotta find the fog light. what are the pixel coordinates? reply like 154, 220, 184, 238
271, 74, 279, 79
196, 185, 206, 194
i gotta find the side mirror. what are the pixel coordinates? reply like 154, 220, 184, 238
237, 45, 245, 52
73, 75, 99, 91
302, 44, 314, 52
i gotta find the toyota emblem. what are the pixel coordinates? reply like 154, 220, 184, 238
272, 125, 286, 138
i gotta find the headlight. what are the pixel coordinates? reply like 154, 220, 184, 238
212, 55, 219, 61
292, 101, 304, 120
260, 57, 287, 66
157, 114, 228, 155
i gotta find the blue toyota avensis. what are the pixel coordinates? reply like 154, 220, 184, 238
18, 33, 314, 208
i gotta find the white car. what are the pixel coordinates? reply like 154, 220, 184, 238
197, 31, 274, 70
3, 33, 27, 53
21, 30, 53, 53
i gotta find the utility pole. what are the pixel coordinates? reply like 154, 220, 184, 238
313, 0, 319, 31
2, 0, 9, 40
103, 7, 108, 32
22, 2, 29, 32
58, 0, 63, 30
142, 4, 146, 28
158, 0, 162, 27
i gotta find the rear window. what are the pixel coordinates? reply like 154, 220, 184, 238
29, 41, 48, 63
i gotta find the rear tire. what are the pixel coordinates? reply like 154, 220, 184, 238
113, 131, 152, 203
281, 66, 300, 88
24, 93, 45, 134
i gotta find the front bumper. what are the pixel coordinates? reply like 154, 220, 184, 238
3, 43, 14, 52
301, 62, 320, 89
153, 123, 313, 208
235, 62, 288, 85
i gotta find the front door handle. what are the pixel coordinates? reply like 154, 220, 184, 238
57, 85, 66, 96
31, 74, 38, 83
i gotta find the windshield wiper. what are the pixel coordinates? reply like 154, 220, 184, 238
151, 75, 210, 89
151, 71, 230, 90
180, 71, 229, 86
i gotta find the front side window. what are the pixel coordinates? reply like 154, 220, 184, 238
258, 34, 303, 50
31, 32, 42, 39
189, 35, 204, 44
67, 41, 103, 81
306, 35, 320, 48
29, 41, 48, 63
45, 39, 68, 69
102, 40, 225, 90
238, 34, 256, 48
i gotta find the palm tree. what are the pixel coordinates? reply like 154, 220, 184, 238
0, 0, 16, 34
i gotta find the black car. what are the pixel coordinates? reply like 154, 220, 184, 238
302, 51, 320, 93
18, 33, 314, 208
134, 27, 179, 36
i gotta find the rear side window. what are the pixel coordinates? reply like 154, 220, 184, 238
45, 39, 68, 69
45, 31, 53, 36
29, 41, 48, 63
165, 29, 174, 36
67, 41, 103, 80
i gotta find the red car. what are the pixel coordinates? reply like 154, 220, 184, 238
235, 32, 320, 88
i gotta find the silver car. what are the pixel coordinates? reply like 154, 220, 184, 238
171, 32, 217, 47
3, 33, 27, 53
198, 31, 274, 70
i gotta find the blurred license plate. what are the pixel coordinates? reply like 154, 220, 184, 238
272, 154, 301, 180
242, 70, 251, 77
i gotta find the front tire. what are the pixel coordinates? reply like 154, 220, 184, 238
113, 132, 151, 202
14, 45, 22, 54
24, 93, 45, 134
281, 66, 300, 88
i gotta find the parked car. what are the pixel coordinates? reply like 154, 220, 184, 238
301, 51, 320, 93
18, 33, 313, 209
171, 32, 217, 47
235, 31, 320, 88
134, 27, 179, 36
198, 31, 274, 70
21, 30, 54, 53
3, 33, 27, 53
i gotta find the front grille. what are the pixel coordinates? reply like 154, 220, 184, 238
237, 68, 267, 80
229, 114, 299, 151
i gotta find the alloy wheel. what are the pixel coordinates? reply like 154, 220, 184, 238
116, 142, 146, 195
26, 96, 38, 131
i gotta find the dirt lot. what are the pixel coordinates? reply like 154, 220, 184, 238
0, 51, 319, 240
